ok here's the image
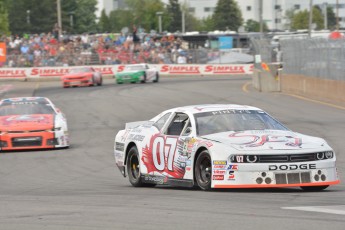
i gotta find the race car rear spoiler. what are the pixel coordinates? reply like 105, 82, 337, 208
125, 121, 153, 129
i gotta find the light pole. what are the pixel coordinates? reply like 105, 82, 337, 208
308, 0, 313, 38
26, 10, 30, 24
156, 12, 163, 33
323, 2, 328, 29
69, 11, 75, 30
57, 0, 62, 38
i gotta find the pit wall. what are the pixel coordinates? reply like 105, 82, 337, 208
281, 74, 345, 104
252, 63, 345, 104
0, 64, 253, 80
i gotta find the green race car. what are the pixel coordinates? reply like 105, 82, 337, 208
115, 64, 159, 84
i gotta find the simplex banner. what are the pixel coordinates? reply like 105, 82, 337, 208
0, 64, 253, 79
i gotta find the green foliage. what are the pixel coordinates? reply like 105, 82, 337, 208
291, 7, 324, 30
125, 0, 166, 32
108, 9, 134, 33
98, 9, 111, 32
212, 0, 243, 31
199, 16, 215, 31
245, 19, 268, 32
166, 0, 182, 32
74, 0, 98, 34
0, 0, 10, 35
327, 6, 336, 29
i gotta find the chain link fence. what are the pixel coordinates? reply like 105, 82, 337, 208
251, 37, 345, 82
280, 38, 345, 81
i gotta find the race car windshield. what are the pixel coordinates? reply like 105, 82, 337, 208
195, 110, 288, 136
125, 65, 144, 71
70, 67, 91, 73
0, 103, 55, 116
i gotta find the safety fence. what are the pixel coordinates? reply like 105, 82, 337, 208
251, 37, 345, 82
0, 64, 253, 79
280, 38, 345, 81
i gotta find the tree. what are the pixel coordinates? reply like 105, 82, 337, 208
166, 0, 182, 32
291, 7, 324, 30
74, 0, 98, 33
98, 9, 111, 32
327, 6, 336, 29
245, 19, 268, 32
212, 0, 243, 31
0, 0, 10, 35
125, 0, 166, 32
108, 9, 134, 33
200, 16, 215, 32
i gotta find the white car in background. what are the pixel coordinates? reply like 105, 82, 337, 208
114, 104, 339, 191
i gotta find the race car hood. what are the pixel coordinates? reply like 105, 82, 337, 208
201, 130, 326, 151
0, 114, 54, 131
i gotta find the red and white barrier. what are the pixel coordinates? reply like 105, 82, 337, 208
0, 64, 253, 79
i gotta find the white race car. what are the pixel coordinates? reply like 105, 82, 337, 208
114, 104, 339, 191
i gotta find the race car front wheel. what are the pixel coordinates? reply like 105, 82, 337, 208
300, 185, 329, 191
127, 146, 143, 187
195, 150, 212, 191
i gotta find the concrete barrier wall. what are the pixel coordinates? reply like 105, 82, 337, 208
252, 64, 281, 92
281, 74, 345, 103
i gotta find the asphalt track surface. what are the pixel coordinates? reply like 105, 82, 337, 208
0, 76, 344, 230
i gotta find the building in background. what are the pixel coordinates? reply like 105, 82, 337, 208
96, 0, 345, 31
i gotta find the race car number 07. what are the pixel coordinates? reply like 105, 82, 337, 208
152, 136, 177, 171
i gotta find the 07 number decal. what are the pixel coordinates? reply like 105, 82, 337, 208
152, 136, 177, 171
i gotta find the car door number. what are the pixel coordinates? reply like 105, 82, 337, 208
152, 136, 177, 171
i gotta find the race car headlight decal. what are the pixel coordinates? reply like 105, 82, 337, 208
316, 152, 325, 160
246, 155, 258, 163
0, 140, 8, 147
51, 127, 62, 132
324, 151, 333, 159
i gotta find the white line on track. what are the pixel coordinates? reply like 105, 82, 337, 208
281, 205, 345, 215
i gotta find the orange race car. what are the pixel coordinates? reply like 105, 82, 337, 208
61, 67, 103, 88
0, 97, 69, 151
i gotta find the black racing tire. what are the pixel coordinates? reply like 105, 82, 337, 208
300, 185, 329, 191
153, 73, 159, 83
97, 77, 103, 86
91, 76, 96, 86
126, 146, 143, 187
195, 150, 212, 191
141, 73, 147, 83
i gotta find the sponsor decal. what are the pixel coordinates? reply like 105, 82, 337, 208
93, 67, 114, 75
115, 142, 125, 151
143, 175, 166, 184
205, 65, 245, 74
228, 171, 236, 180
161, 65, 200, 74
186, 166, 191, 171
213, 160, 227, 165
213, 165, 227, 169
127, 134, 145, 142
269, 164, 316, 171
0, 69, 26, 78
213, 175, 224, 180
213, 170, 226, 175
117, 65, 125, 72
227, 165, 238, 170
31, 68, 70, 77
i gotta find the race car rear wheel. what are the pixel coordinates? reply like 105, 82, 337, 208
300, 185, 329, 191
97, 77, 103, 86
127, 146, 143, 187
141, 73, 147, 83
195, 150, 212, 191
153, 73, 159, 83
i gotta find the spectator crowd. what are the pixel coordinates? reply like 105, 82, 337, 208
0, 30, 193, 68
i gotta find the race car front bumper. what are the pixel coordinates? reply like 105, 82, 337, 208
0, 129, 69, 150
211, 160, 339, 188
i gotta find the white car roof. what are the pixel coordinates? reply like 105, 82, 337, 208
165, 104, 262, 114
